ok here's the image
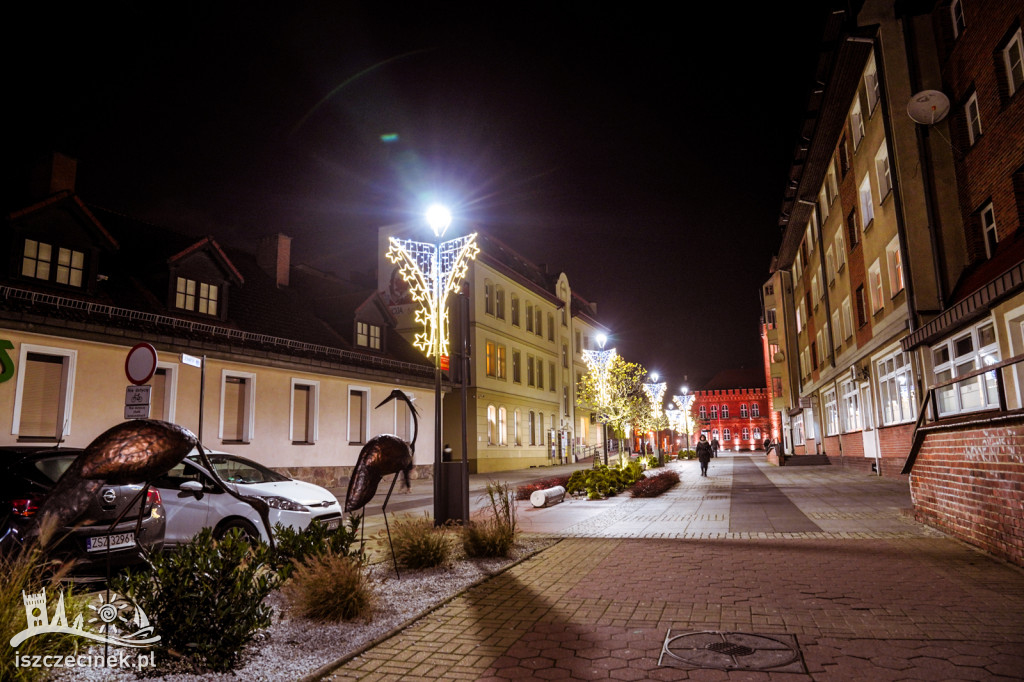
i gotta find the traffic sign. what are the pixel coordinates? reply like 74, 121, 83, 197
125, 343, 158, 385
124, 404, 151, 419
125, 385, 152, 405
181, 353, 202, 368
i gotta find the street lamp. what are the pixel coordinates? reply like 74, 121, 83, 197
581, 333, 615, 466
673, 386, 693, 455
386, 205, 479, 524
642, 372, 666, 466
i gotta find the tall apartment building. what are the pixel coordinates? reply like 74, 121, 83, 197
378, 225, 608, 474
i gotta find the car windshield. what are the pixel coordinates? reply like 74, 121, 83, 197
33, 455, 77, 484
194, 455, 289, 484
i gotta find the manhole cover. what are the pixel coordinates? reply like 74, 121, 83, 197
659, 630, 806, 673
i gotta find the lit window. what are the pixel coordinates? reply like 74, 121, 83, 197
356, 322, 381, 350
498, 407, 507, 445
875, 144, 892, 198
886, 237, 905, 295
751, 403, 759, 417
859, 174, 875, 228
721, 405, 729, 419
740, 404, 748, 418
824, 389, 839, 436
876, 350, 917, 425
710, 405, 718, 419
965, 92, 982, 145
486, 341, 496, 377
980, 203, 997, 258
175, 277, 218, 316
22, 239, 52, 280
487, 405, 496, 444
497, 344, 507, 380
55, 248, 85, 287
932, 321, 1000, 417
851, 98, 865, 149
840, 379, 860, 432
869, 260, 884, 313
1004, 28, 1024, 97
699, 405, 707, 419
950, 0, 965, 38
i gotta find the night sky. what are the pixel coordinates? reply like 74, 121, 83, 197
6, 1, 827, 390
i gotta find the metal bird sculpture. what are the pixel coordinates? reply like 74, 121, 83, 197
344, 389, 418, 575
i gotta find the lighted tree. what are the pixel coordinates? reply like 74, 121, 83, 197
576, 355, 648, 457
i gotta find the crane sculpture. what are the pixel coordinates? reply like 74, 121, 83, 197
344, 389, 418, 576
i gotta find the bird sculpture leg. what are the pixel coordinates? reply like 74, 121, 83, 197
381, 471, 402, 579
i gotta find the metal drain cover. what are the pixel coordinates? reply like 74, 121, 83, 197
659, 630, 806, 673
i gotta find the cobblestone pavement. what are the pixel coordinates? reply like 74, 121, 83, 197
319, 454, 1024, 680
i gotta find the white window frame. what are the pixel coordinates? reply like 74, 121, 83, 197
832, 310, 842, 350
495, 286, 505, 320
864, 54, 880, 114
751, 403, 760, 418
950, 0, 965, 39
981, 202, 997, 258
12, 344, 77, 439
932, 320, 1000, 417
842, 297, 854, 340
220, 370, 257, 443
851, 98, 865, 150
965, 92, 982, 145
826, 246, 836, 285
498, 406, 508, 446
875, 144, 892, 199
826, 165, 839, 206
484, 281, 494, 316
834, 226, 846, 271
1004, 28, 1024, 97
886, 236, 905, 295
150, 362, 178, 423
868, 260, 884, 313
290, 378, 319, 444
840, 379, 861, 432
699, 405, 707, 420
710, 404, 718, 419
859, 173, 875, 228
487, 405, 496, 445
876, 349, 916, 425
819, 185, 830, 223
823, 388, 839, 436
740, 403, 748, 418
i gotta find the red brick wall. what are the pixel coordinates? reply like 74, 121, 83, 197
911, 419, 1024, 567
878, 423, 914, 460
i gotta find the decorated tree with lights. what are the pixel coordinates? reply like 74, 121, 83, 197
576, 355, 648, 459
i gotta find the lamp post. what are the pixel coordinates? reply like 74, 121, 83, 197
642, 372, 666, 466
664, 408, 682, 459
673, 386, 693, 455
581, 333, 615, 466
386, 205, 479, 524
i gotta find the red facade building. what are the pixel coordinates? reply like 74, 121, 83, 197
689, 370, 772, 452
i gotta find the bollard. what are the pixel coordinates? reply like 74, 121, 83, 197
530, 485, 566, 508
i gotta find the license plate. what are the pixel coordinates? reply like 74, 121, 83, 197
324, 518, 341, 530
86, 532, 135, 552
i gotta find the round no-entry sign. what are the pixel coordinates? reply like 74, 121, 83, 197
125, 343, 158, 386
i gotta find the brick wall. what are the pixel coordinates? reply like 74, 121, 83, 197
910, 419, 1024, 567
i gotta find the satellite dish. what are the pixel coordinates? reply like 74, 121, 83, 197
907, 90, 950, 125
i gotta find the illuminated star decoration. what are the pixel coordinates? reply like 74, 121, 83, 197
642, 380, 666, 416
386, 233, 479, 359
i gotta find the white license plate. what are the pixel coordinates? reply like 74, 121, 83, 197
324, 518, 341, 530
86, 532, 135, 552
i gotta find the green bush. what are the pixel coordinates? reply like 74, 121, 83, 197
463, 481, 518, 558
271, 515, 363, 580
631, 470, 681, 497
678, 449, 697, 460
283, 552, 375, 621
112, 527, 278, 673
566, 464, 645, 499
381, 513, 452, 569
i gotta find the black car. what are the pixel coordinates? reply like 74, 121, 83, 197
0, 446, 166, 577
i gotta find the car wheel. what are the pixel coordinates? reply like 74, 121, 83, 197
214, 519, 261, 545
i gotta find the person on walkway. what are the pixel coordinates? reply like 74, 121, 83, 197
710, 436, 720, 458
696, 434, 713, 477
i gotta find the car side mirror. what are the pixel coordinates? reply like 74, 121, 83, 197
179, 480, 204, 497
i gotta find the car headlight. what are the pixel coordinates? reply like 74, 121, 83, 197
256, 496, 309, 512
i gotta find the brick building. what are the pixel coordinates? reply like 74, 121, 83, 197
690, 370, 772, 452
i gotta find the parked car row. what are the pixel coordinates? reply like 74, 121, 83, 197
0, 442, 342, 578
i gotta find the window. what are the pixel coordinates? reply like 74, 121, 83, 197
512, 350, 521, 383
826, 247, 836, 284
511, 295, 520, 326
886, 237, 905, 295
806, 217, 816, 254
792, 414, 804, 445
537, 357, 544, 389
549, 361, 556, 392
487, 405, 496, 444
547, 314, 555, 342
699, 405, 707, 419
824, 389, 839, 436
348, 386, 368, 445
392, 390, 413, 442
950, 0, 965, 39
22, 240, 86, 288
865, 55, 880, 114
485, 341, 496, 377
710, 404, 718, 419
495, 286, 505, 320
175, 277, 218, 316
740, 404, 748, 418
832, 310, 842, 350
742, 427, 750, 440
562, 343, 569, 368
290, 380, 318, 444
528, 411, 536, 445
932, 321, 1000, 417
811, 274, 820, 305
723, 428, 731, 441
835, 227, 846, 270
563, 386, 570, 414
826, 163, 838, 206
753, 427, 762, 441
149, 365, 177, 422
851, 98, 865, 150
484, 281, 494, 315
222, 371, 256, 443
772, 376, 783, 397
712, 428, 719, 440
22, 239, 52, 281
859, 174, 875, 229
514, 409, 522, 446
875, 145, 892, 199
876, 350, 916, 425
535, 309, 543, 337
13, 345, 76, 440
796, 298, 804, 334
55, 248, 85, 287
356, 321, 381, 350
766, 307, 777, 329
751, 403, 760, 418
847, 209, 860, 249
840, 379, 861, 432
856, 286, 868, 328
498, 407, 508, 445
794, 251, 803, 282
812, 336, 820, 370
838, 134, 851, 177
721, 405, 729, 419
819, 186, 830, 223
1004, 28, 1024, 97
496, 344, 507, 380
526, 303, 534, 332
527, 356, 535, 387
842, 297, 853, 340
869, 260, 884, 313
965, 92, 982, 145
980, 202, 998, 258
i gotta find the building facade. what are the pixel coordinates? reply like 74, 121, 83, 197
689, 371, 771, 452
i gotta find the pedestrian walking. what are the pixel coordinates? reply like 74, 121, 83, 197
696, 434, 713, 477
710, 436, 720, 458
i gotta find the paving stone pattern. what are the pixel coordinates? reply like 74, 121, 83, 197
322, 455, 1024, 680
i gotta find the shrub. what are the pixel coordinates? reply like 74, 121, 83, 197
2, 522, 87, 682
463, 481, 518, 558
381, 513, 452, 569
566, 464, 645, 499
271, 515, 363, 580
631, 470, 681, 498
283, 552, 375, 621
678, 449, 696, 460
515, 476, 570, 501
112, 527, 278, 673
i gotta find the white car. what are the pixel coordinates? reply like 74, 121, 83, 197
153, 450, 342, 547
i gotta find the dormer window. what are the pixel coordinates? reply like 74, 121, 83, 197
175, 277, 218, 316
22, 239, 85, 288
356, 321, 382, 350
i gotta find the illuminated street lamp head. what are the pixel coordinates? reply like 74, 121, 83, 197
651, 372, 659, 382
426, 204, 452, 239
596, 333, 607, 349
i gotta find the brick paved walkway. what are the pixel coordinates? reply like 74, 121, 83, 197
318, 455, 1024, 680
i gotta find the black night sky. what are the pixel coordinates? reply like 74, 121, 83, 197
6, 1, 827, 390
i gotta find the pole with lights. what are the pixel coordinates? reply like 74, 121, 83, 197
673, 386, 694, 456
642, 372, 666, 466
386, 204, 479, 524
581, 333, 615, 466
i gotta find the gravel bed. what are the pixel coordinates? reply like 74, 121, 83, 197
51, 537, 557, 681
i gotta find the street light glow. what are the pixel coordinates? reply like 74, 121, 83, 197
425, 203, 452, 239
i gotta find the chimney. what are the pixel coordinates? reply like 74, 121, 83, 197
257, 233, 291, 287
31, 152, 77, 200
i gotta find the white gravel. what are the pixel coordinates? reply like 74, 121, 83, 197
51, 537, 556, 681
